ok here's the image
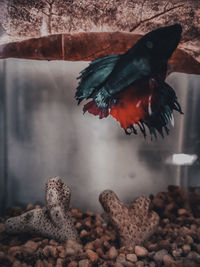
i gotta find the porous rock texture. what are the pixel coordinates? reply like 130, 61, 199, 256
5, 177, 79, 243
99, 190, 159, 247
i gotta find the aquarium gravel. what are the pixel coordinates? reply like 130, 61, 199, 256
0, 185, 200, 267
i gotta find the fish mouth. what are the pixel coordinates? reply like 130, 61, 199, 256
133, 24, 182, 61
162, 24, 182, 53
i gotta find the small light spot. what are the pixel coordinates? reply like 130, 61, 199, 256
146, 41, 154, 49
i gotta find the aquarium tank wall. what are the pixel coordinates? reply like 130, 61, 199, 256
0, 0, 199, 214
0, 59, 199, 213
0, 1, 200, 266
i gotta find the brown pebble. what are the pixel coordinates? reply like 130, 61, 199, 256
42, 260, 49, 267
49, 239, 59, 246
74, 210, 83, 219
158, 239, 171, 250
93, 238, 102, 249
136, 261, 144, 267
149, 262, 156, 267
75, 222, 82, 228
85, 220, 92, 228
80, 229, 89, 238
126, 246, 134, 253
114, 263, 124, 267
172, 248, 182, 258
191, 224, 197, 231
65, 239, 83, 254
43, 245, 51, 257
103, 240, 110, 249
12, 261, 22, 267
116, 253, 127, 265
96, 227, 104, 236
86, 249, 98, 263
46, 262, 54, 267
163, 254, 174, 265
147, 243, 158, 251
68, 261, 78, 267
51, 247, 58, 258
162, 218, 169, 224
56, 258, 64, 267
183, 244, 191, 254
0, 251, 5, 258
181, 226, 192, 235
35, 260, 45, 267
66, 248, 76, 256
86, 210, 94, 217
95, 215, 103, 225
0, 223, 5, 233
126, 253, 137, 263
186, 235, 194, 244
100, 235, 110, 242
6, 254, 15, 264
187, 251, 200, 263
153, 249, 168, 262
42, 239, 49, 246
177, 208, 188, 216
119, 246, 126, 253
23, 240, 39, 253
58, 246, 66, 258
84, 242, 94, 250
79, 259, 91, 267
108, 246, 118, 259
196, 244, 200, 254
8, 246, 21, 256
96, 247, 104, 256
171, 243, 177, 250
126, 263, 135, 267
135, 246, 148, 257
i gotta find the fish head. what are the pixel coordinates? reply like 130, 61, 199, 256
135, 24, 182, 61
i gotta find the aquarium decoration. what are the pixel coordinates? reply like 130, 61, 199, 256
5, 177, 79, 243
99, 190, 159, 247
2, 181, 200, 266
5, 177, 159, 247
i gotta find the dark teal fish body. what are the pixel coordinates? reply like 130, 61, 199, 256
75, 24, 183, 138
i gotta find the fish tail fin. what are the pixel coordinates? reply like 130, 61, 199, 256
144, 81, 183, 138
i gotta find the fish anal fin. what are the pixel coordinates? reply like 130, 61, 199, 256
83, 101, 109, 119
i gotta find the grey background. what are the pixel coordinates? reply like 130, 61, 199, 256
0, 59, 199, 214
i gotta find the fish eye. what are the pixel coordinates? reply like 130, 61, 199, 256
146, 41, 154, 49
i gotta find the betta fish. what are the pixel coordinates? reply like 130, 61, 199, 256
75, 24, 183, 138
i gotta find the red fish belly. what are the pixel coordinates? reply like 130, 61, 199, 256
110, 84, 151, 130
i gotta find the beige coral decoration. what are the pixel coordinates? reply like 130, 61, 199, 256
5, 177, 79, 242
99, 190, 159, 247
